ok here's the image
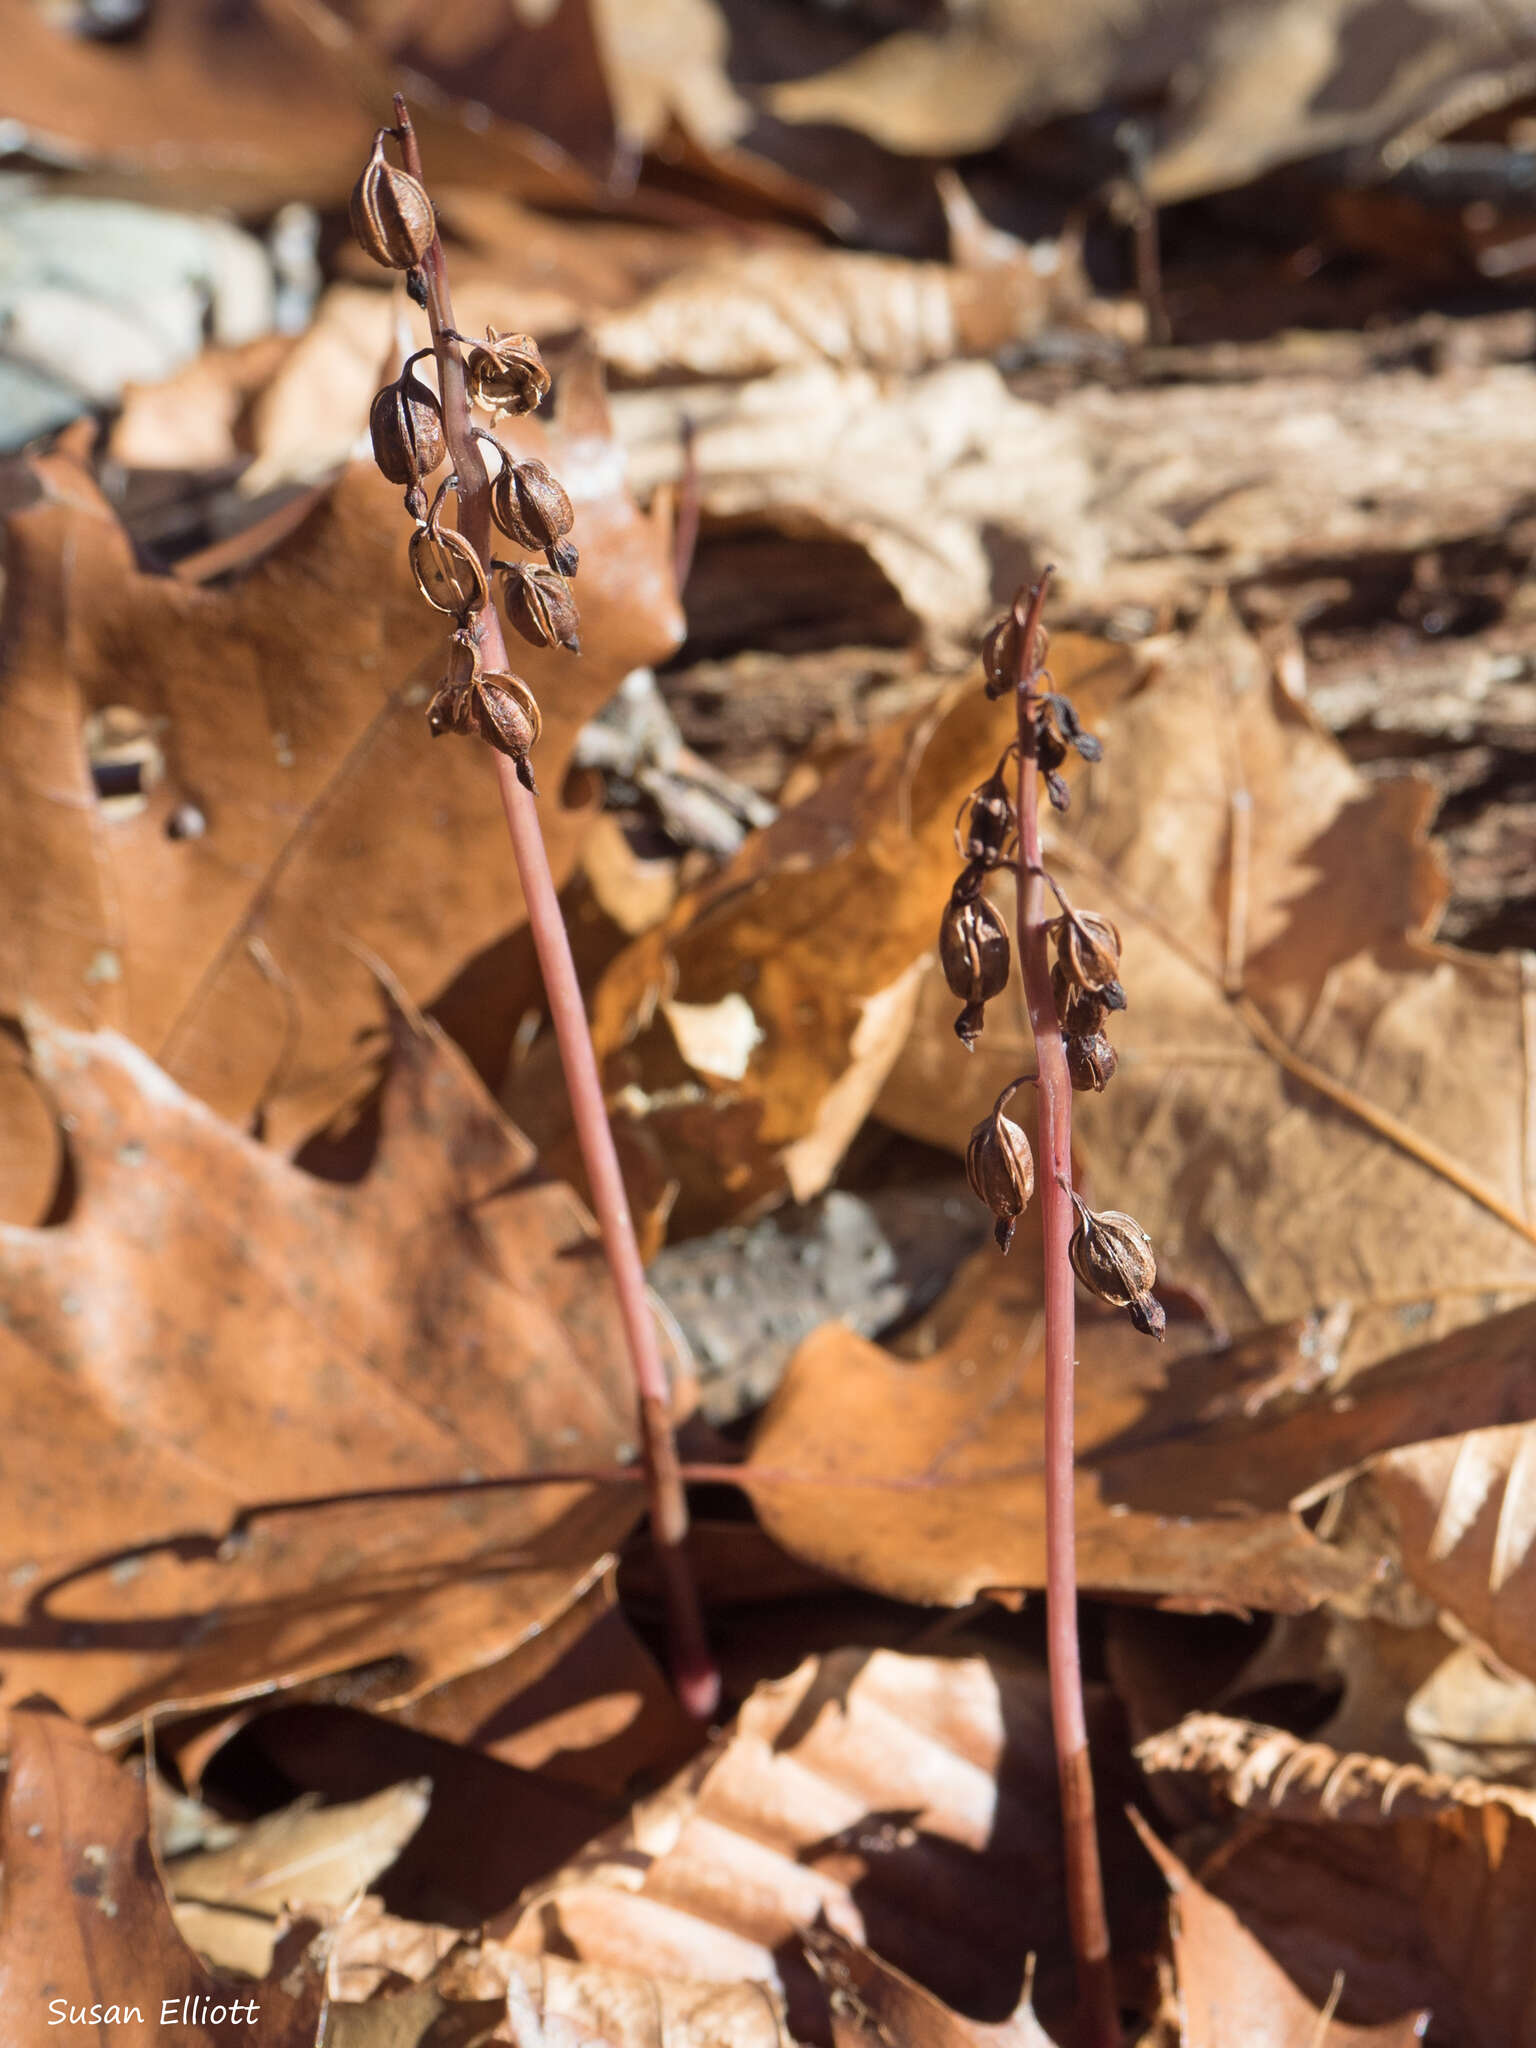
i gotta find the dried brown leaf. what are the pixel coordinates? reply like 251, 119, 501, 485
0, 1003, 640, 1737
500, 1646, 1139, 2036
801, 1923, 1055, 2048
327, 1920, 787, 2048
611, 363, 1091, 656
0, 0, 373, 210
1367, 1423, 1536, 1692
171, 1780, 430, 1917
1140, 1711, 1536, 2044
737, 1242, 1536, 1617
764, 0, 1535, 201
740, 1251, 1366, 1612
592, 239, 1092, 382
167, 1779, 429, 1978
0, 373, 681, 1205
0, 1700, 325, 2046
1131, 1813, 1430, 2047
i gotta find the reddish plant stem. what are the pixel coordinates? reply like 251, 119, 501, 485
1011, 574, 1118, 2047
394, 97, 719, 1722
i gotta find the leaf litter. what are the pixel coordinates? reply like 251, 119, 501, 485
9, 3, 1536, 2042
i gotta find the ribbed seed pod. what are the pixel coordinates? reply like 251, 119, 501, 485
547, 538, 580, 579
472, 673, 542, 790
464, 331, 550, 417
956, 765, 1014, 869
427, 680, 471, 738
966, 1087, 1036, 1252
370, 367, 444, 491
982, 608, 1049, 701
1068, 1199, 1164, 1340
940, 868, 1011, 1050
490, 458, 574, 554
1051, 910, 1125, 1010
1065, 1032, 1118, 1092
498, 561, 580, 653
409, 521, 487, 619
350, 132, 435, 270
426, 662, 542, 789
1051, 963, 1110, 1039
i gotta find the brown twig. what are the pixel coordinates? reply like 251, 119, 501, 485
1010, 571, 1119, 2046
392, 96, 719, 1721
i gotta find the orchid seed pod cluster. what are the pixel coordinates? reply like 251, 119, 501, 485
1034, 692, 1104, 812
954, 573, 1164, 1344
982, 606, 1048, 702
966, 1085, 1035, 1253
355, 142, 584, 785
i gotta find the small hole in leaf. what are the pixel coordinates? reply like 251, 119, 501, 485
84, 707, 163, 819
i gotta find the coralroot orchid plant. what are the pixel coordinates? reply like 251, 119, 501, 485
946, 572, 1166, 2047
350, 102, 718, 1720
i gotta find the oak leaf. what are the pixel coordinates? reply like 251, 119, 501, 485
0, 371, 681, 1209
0, 1004, 640, 1738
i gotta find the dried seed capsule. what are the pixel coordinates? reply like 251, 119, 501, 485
473, 672, 543, 791
1069, 1198, 1164, 1342
966, 1086, 1036, 1253
1065, 1031, 1118, 1092
1051, 963, 1110, 1039
1051, 910, 1125, 1009
982, 608, 1050, 701
940, 867, 1011, 1050
409, 520, 488, 619
464, 330, 550, 417
497, 561, 580, 653
370, 364, 444, 490
547, 537, 580, 579
350, 131, 436, 271
428, 659, 544, 792
427, 680, 472, 738
490, 457, 574, 553
955, 764, 1014, 869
